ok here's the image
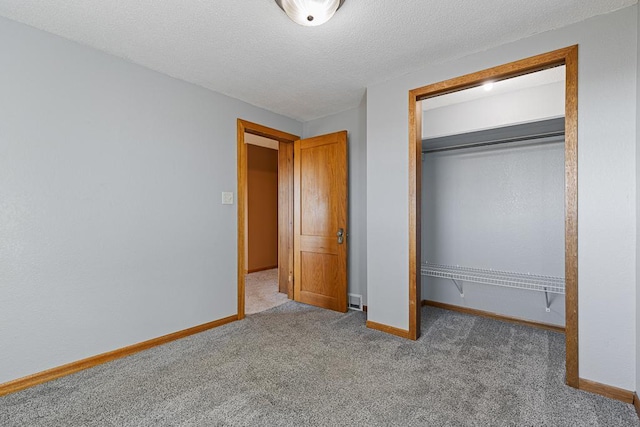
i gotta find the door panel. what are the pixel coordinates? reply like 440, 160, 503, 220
300, 144, 335, 236
294, 131, 348, 312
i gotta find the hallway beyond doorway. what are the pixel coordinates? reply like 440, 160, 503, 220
245, 269, 289, 314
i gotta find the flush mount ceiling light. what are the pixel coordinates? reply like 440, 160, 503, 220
275, 0, 345, 27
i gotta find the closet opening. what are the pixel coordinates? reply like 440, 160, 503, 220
408, 46, 578, 387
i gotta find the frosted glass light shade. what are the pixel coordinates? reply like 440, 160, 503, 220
277, 0, 343, 27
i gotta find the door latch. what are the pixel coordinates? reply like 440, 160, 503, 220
337, 228, 344, 244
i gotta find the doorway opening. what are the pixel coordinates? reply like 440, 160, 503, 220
408, 46, 579, 387
237, 119, 298, 320
238, 120, 350, 318
244, 133, 287, 314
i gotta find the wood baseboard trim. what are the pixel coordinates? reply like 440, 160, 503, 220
577, 378, 634, 404
366, 320, 410, 339
422, 300, 565, 334
0, 314, 238, 397
633, 393, 640, 419
247, 265, 278, 274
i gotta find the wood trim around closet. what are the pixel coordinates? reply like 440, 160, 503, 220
237, 119, 299, 319
366, 320, 411, 339
563, 46, 579, 389
0, 315, 238, 397
408, 45, 579, 387
408, 88, 422, 340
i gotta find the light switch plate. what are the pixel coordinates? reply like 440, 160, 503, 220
221, 192, 234, 205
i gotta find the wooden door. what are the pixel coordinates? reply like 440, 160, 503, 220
293, 131, 348, 312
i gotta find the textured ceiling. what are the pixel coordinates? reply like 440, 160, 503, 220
0, 0, 636, 121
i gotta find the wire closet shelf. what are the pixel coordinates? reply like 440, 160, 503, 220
421, 262, 565, 311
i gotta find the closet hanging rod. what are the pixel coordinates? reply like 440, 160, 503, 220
422, 130, 565, 154
422, 117, 565, 154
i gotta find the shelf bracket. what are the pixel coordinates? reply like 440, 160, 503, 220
452, 279, 464, 297
544, 287, 551, 312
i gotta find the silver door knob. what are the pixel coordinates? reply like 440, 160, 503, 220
337, 228, 344, 244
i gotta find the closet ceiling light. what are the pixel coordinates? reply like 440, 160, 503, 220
483, 82, 494, 91
275, 0, 345, 27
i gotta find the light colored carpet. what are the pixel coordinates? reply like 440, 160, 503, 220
1, 303, 638, 426
245, 268, 289, 314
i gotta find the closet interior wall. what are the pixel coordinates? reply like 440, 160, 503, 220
421, 73, 566, 326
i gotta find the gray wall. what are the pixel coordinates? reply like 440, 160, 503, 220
637, 1, 640, 397
367, 6, 637, 390
0, 16, 302, 384
303, 96, 368, 305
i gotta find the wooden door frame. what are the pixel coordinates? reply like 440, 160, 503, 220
237, 119, 299, 320
408, 46, 579, 387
